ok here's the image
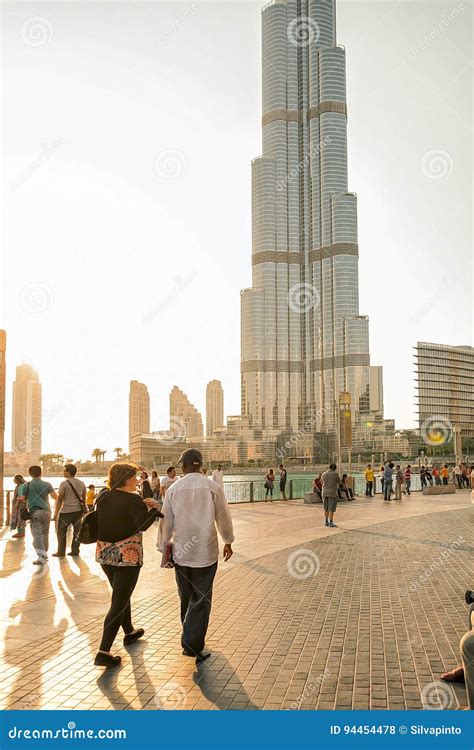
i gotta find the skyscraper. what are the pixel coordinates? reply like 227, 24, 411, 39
415, 342, 474, 439
241, 0, 371, 440
12, 363, 42, 460
206, 380, 224, 438
170, 386, 203, 440
129, 380, 150, 453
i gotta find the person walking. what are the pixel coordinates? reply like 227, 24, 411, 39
279, 464, 288, 500
10, 474, 27, 538
86, 484, 96, 511
150, 471, 161, 500
420, 465, 428, 489
404, 465, 412, 495
379, 465, 385, 495
322, 463, 340, 528
383, 462, 394, 501
453, 464, 463, 489
211, 464, 224, 487
264, 469, 274, 501
160, 466, 177, 500
52, 464, 86, 558
441, 464, 449, 486
394, 465, 404, 500
138, 471, 154, 500
94, 462, 162, 668
160, 449, 234, 663
364, 464, 374, 497
24, 466, 58, 565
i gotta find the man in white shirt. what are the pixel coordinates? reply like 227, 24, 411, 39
211, 464, 224, 487
160, 466, 177, 499
161, 449, 234, 663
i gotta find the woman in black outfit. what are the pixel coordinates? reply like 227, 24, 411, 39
94, 462, 162, 667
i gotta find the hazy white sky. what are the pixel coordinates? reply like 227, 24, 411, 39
1, 0, 472, 460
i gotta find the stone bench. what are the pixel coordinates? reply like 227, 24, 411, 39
304, 492, 322, 504
422, 484, 456, 495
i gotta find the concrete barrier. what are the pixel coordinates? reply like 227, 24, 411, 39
422, 484, 456, 496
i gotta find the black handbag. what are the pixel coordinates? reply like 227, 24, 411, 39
77, 489, 107, 544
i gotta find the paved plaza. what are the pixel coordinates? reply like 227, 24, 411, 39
0, 490, 472, 710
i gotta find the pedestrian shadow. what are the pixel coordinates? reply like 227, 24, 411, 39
4, 568, 68, 709
57, 557, 110, 660
240, 559, 275, 576
0, 537, 27, 579
192, 652, 259, 710
96, 663, 129, 709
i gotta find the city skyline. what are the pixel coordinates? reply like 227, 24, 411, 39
2, 1, 471, 459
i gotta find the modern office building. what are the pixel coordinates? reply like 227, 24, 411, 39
206, 379, 224, 438
12, 363, 42, 460
241, 0, 373, 441
129, 380, 150, 453
369, 366, 384, 415
170, 386, 203, 440
415, 342, 474, 439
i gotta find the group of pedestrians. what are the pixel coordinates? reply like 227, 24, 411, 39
264, 464, 288, 501
10, 453, 235, 668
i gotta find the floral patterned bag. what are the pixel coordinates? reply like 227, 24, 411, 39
96, 532, 143, 567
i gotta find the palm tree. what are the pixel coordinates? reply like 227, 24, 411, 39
100, 450, 107, 463
92, 448, 102, 463
113, 447, 123, 461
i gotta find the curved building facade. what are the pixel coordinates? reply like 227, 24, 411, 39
241, 0, 371, 437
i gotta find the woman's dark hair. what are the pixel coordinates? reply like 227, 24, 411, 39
152, 470, 158, 478
14, 474, 25, 484
108, 462, 139, 490
141, 471, 148, 479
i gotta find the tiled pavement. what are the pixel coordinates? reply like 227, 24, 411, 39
0, 491, 472, 710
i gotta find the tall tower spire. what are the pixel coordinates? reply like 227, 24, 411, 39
241, 0, 370, 438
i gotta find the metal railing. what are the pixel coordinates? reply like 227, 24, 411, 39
0, 474, 456, 525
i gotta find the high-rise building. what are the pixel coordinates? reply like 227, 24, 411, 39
415, 342, 474, 439
170, 386, 203, 440
12, 363, 42, 460
206, 380, 224, 438
369, 366, 384, 415
241, 0, 372, 439
129, 380, 150, 453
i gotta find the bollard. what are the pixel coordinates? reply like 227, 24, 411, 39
249, 481, 254, 502
289, 479, 293, 500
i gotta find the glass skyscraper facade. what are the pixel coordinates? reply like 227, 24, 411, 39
241, 0, 371, 437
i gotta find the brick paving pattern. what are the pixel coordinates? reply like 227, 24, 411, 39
0, 500, 472, 710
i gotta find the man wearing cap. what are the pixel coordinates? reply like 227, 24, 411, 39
160, 448, 234, 663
